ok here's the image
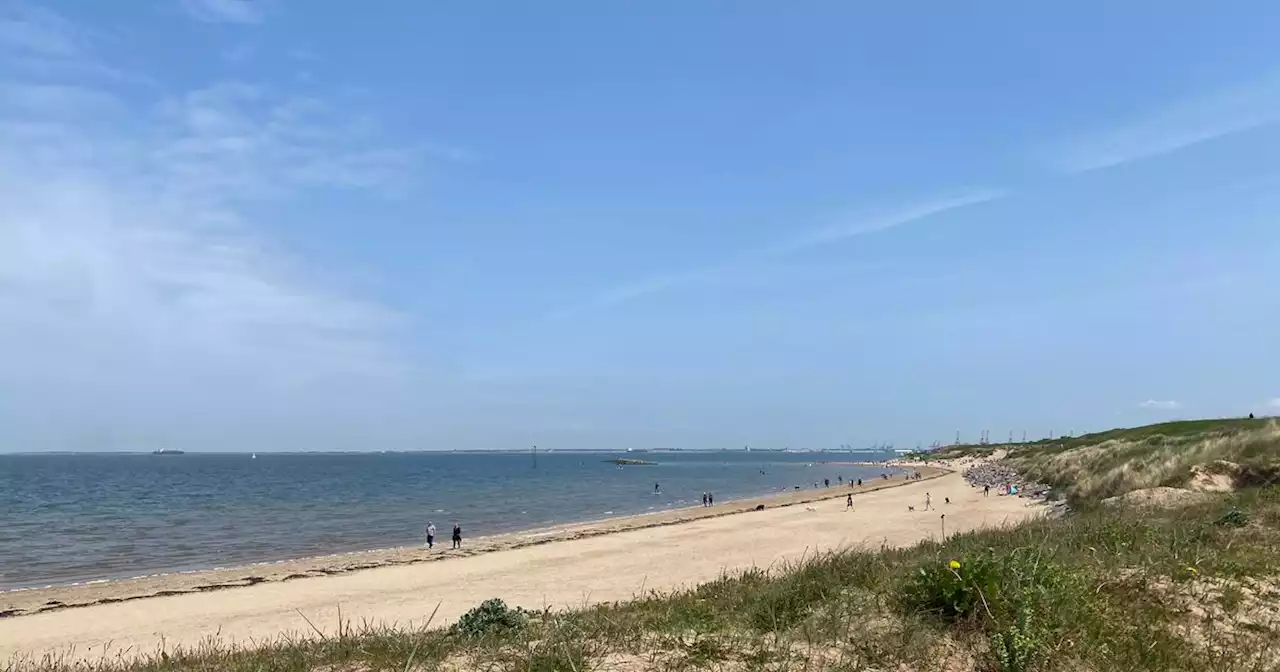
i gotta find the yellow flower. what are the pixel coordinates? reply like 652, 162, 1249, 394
949, 560, 961, 570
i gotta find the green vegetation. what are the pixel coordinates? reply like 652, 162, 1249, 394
1216, 507, 1251, 528
1007, 419, 1280, 504
921, 417, 1274, 461
452, 599, 537, 639
8, 417, 1280, 672
916, 417, 1280, 504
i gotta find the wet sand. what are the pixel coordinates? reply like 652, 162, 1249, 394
0, 461, 1041, 663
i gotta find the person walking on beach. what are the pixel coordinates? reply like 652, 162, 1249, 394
655, 482, 660, 493
701, 492, 708, 507
846, 494, 853, 510
924, 492, 934, 511
708, 492, 714, 505
451, 523, 462, 549
425, 521, 436, 549
984, 485, 990, 497
857, 478, 862, 487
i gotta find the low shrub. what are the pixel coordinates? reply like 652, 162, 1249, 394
453, 598, 537, 638
899, 553, 1001, 622
1214, 508, 1250, 528
899, 547, 1095, 670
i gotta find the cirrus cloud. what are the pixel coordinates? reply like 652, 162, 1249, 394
181, 0, 265, 25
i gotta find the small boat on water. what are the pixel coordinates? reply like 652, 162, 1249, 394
152, 449, 185, 455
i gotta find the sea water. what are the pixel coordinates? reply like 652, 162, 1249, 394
0, 451, 894, 590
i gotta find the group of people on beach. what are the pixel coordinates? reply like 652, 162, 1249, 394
424, 521, 463, 549
701, 492, 715, 507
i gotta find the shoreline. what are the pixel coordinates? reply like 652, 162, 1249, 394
0, 464, 939, 619
1, 461, 1044, 664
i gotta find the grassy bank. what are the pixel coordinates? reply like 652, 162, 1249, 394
924, 418, 1280, 503
1007, 421, 1280, 503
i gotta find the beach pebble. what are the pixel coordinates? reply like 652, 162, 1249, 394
962, 462, 1066, 514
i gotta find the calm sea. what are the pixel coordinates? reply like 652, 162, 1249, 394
0, 451, 894, 591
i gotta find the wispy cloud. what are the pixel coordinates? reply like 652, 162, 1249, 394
0, 5, 427, 449
1138, 399, 1181, 410
0, 2, 82, 56
0, 81, 120, 115
152, 82, 424, 199
775, 190, 1005, 254
1050, 74, 1280, 173
1265, 398, 1280, 410
182, 0, 265, 24
544, 268, 718, 321
0, 3, 141, 84
548, 188, 1003, 319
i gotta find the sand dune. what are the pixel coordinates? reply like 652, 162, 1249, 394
0, 464, 1042, 663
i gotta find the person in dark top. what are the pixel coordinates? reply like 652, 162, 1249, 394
707, 492, 714, 505
451, 523, 462, 549
702, 492, 708, 507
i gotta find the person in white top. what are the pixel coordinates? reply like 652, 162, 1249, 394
425, 521, 437, 549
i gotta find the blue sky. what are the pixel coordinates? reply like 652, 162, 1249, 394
2, 1, 1279, 452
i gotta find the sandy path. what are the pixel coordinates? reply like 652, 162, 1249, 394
0, 468, 1040, 664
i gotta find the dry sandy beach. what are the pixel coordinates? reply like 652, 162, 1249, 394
0, 463, 1042, 664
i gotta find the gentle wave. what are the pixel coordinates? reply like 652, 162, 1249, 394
0, 451, 894, 590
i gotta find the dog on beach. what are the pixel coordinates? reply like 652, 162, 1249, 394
754, 504, 765, 511
908, 505, 915, 511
